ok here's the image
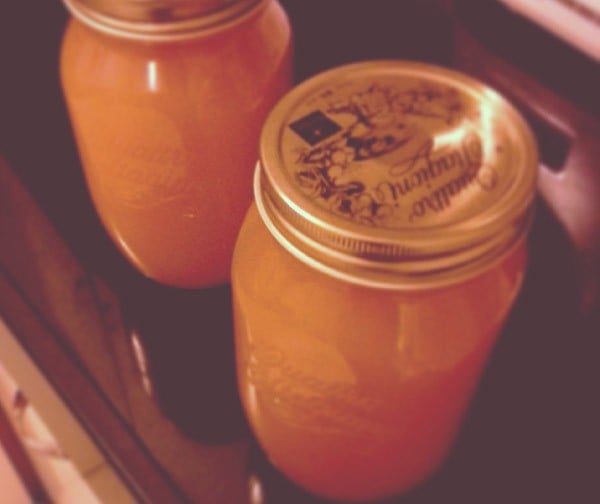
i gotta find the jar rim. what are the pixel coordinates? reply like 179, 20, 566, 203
256, 60, 538, 290
62, 0, 265, 41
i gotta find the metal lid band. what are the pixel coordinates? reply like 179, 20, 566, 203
256, 61, 538, 289
63, 0, 265, 41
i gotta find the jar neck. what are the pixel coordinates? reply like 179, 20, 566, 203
63, 0, 266, 41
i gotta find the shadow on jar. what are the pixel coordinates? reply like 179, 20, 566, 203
395, 199, 592, 504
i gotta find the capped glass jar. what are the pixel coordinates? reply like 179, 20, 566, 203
60, 0, 293, 287
232, 61, 538, 501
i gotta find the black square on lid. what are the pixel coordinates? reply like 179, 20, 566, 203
289, 110, 342, 146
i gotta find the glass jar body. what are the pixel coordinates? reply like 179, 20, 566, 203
232, 204, 528, 502
60, 1, 292, 287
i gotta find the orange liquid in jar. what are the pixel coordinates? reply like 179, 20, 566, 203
232, 60, 537, 501
233, 205, 527, 501
60, 1, 292, 287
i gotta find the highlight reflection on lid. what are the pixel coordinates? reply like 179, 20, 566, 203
256, 61, 538, 289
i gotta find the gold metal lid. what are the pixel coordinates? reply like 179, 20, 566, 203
256, 61, 538, 290
63, 0, 264, 40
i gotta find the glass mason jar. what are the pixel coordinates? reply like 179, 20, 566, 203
232, 61, 538, 501
60, 0, 293, 288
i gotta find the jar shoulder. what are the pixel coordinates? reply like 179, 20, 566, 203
60, 0, 292, 89
233, 207, 528, 386
233, 205, 528, 339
